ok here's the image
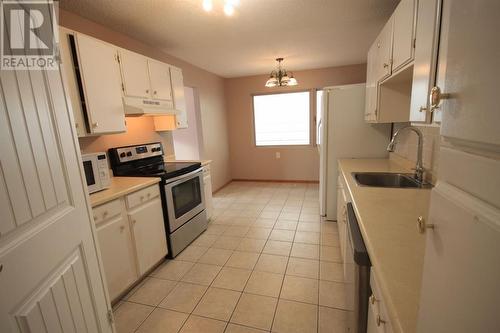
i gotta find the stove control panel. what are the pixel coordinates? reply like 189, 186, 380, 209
112, 142, 163, 163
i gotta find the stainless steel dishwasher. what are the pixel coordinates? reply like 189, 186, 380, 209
345, 202, 371, 332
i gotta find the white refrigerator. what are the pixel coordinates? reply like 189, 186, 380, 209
318, 84, 390, 220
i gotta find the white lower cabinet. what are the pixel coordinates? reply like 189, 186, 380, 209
93, 184, 167, 302
368, 268, 393, 333
128, 198, 167, 276
95, 199, 137, 301
203, 164, 213, 220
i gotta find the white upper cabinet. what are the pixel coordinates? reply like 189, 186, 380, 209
148, 60, 173, 101
170, 67, 188, 128
409, 0, 442, 123
119, 49, 151, 99
392, 0, 416, 71
72, 33, 126, 134
373, 18, 393, 83
365, 42, 378, 122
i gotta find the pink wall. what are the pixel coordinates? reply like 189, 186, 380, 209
60, 9, 231, 191
225, 64, 367, 181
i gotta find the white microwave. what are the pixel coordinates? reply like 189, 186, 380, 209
82, 152, 111, 194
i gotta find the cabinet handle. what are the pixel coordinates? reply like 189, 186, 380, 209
383, 63, 389, 68
132, 219, 136, 224
417, 216, 434, 234
146, 89, 150, 94
92, 122, 98, 128
120, 225, 125, 232
419, 106, 427, 113
376, 315, 386, 327
153, 90, 157, 95
429, 86, 450, 112
103, 211, 108, 217
0, 263, 3, 273
369, 295, 377, 305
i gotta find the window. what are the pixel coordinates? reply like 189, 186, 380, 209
253, 91, 310, 146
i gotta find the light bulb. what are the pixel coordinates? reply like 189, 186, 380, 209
202, 0, 213, 12
224, 3, 235, 16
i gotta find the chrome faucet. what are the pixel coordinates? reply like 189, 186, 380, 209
387, 126, 425, 183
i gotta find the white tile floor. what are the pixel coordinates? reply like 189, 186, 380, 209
114, 181, 348, 333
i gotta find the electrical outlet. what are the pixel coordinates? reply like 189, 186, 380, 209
276, 152, 281, 159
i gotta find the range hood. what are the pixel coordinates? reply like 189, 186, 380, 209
123, 96, 179, 116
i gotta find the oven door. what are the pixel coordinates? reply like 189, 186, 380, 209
164, 169, 205, 232
82, 156, 101, 194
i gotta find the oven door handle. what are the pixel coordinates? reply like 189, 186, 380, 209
165, 168, 203, 185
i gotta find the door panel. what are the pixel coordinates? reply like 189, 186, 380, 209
0, 7, 112, 332
374, 18, 393, 82
148, 60, 173, 101
435, 0, 500, 147
170, 67, 188, 128
120, 49, 151, 99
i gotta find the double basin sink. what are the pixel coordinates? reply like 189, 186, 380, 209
352, 172, 432, 189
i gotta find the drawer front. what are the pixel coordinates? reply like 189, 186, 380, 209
93, 198, 123, 225
126, 184, 160, 209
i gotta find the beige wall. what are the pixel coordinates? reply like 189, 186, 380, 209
225, 64, 367, 181
60, 9, 231, 191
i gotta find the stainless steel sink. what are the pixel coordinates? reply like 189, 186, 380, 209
352, 172, 431, 188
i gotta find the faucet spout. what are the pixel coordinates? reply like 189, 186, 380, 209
387, 126, 425, 182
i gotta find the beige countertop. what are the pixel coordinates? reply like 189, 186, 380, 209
89, 177, 161, 207
338, 158, 431, 333
164, 158, 212, 167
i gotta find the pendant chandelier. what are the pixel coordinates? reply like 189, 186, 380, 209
265, 58, 298, 88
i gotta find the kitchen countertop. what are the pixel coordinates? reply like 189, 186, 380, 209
338, 158, 431, 333
89, 177, 161, 207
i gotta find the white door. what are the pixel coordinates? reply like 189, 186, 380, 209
119, 49, 151, 99
373, 18, 393, 82
76, 34, 126, 134
170, 67, 188, 128
391, 0, 416, 71
148, 60, 173, 101
417, 1, 500, 331
0, 9, 112, 332
129, 199, 167, 276
96, 202, 137, 301
431, 0, 500, 145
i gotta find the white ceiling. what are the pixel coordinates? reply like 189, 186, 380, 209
59, 0, 399, 78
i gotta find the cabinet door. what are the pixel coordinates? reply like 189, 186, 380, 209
148, 60, 173, 101
129, 198, 168, 275
373, 18, 393, 82
365, 42, 378, 122
409, 0, 441, 122
170, 67, 188, 128
432, 0, 500, 147
392, 0, 416, 71
96, 213, 137, 301
119, 49, 151, 99
76, 34, 126, 134
203, 171, 213, 220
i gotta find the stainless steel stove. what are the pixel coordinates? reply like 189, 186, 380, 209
108, 142, 207, 257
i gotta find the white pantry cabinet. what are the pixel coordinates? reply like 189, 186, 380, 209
372, 18, 394, 84
94, 199, 137, 301
149, 60, 174, 101
391, 0, 416, 71
364, 44, 378, 122
61, 31, 126, 134
93, 183, 167, 302
203, 164, 213, 220
170, 66, 188, 128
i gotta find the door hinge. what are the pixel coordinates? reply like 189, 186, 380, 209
107, 309, 114, 323
413, 38, 416, 48
116, 54, 121, 63
121, 83, 125, 92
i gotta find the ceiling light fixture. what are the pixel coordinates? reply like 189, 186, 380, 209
202, 0, 238, 16
265, 58, 298, 88
202, 0, 213, 12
